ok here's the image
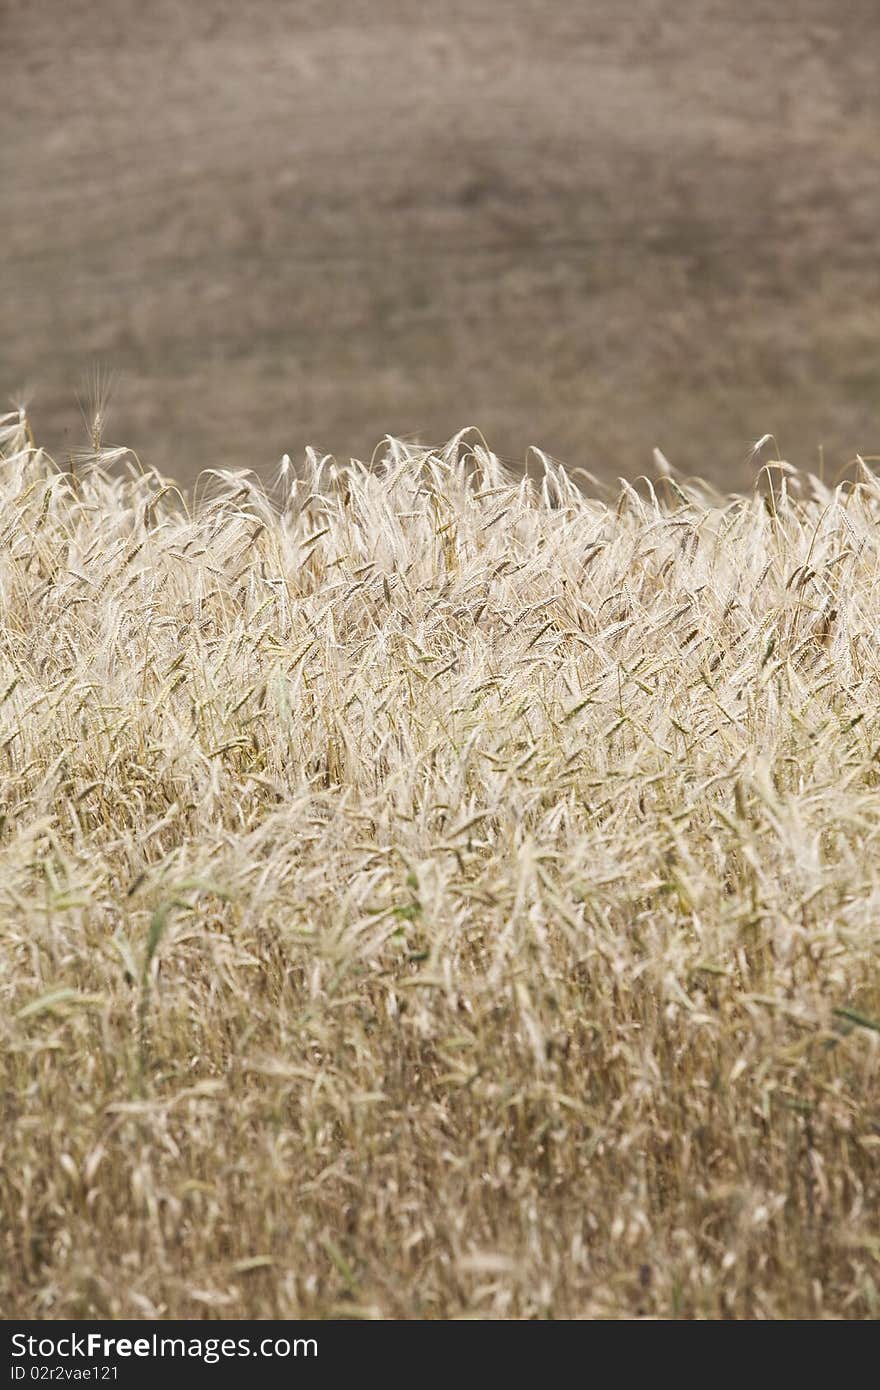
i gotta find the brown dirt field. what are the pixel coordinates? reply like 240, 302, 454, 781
3, 0, 879, 486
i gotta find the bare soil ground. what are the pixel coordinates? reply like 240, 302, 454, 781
3, 0, 879, 485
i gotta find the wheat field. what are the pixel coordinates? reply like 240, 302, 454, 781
0, 409, 878, 1319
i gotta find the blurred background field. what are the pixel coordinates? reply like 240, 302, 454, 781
3, 0, 878, 487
